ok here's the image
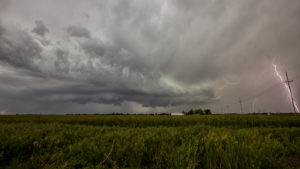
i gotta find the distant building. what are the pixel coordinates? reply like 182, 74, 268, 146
171, 112, 184, 116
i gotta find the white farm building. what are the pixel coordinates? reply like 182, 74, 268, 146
171, 112, 184, 116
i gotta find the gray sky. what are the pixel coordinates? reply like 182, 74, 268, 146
0, 0, 300, 114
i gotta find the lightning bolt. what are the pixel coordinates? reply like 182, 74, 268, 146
273, 64, 299, 113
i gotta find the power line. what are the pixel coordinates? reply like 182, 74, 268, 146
239, 73, 299, 113
241, 74, 300, 104
242, 82, 282, 102
226, 105, 230, 113
239, 97, 243, 113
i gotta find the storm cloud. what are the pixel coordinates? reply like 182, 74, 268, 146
66, 25, 91, 38
32, 20, 49, 37
0, 0, 300, 114
0, 23, 43, 71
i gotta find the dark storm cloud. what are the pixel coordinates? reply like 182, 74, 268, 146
1, 0, 300, 114
78, 36, 152, 74
0, 77, 214, 108
0, 22, 43, 71
31, 20, 49, 37
0, 66, 215, 114
66, 25, 91, 38
54, 49, 71, 73
80, 38, 106, 56
0, 22, 4, 35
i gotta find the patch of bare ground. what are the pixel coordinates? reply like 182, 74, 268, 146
281, 154, 300, 169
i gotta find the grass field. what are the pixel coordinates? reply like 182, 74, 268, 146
0, 114, 300, 169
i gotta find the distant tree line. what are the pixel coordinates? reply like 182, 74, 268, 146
182, 109, 212, 115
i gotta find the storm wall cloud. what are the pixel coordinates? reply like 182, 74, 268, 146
0, 0, 300, 114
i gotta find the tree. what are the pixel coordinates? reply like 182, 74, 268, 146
188, 109, 194, 115
204, 109, 212, 115
194, 109, 204, 115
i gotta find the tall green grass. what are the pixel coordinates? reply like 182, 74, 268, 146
1, 114, 299, 128
0, 115, 299, 168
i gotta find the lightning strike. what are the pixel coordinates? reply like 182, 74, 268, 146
273, 64, 299, 113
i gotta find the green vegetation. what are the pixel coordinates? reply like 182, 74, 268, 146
182, 109, 212, 115
0, 114, 299, 169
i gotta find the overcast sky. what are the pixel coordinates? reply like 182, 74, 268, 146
0, 0, 300, 114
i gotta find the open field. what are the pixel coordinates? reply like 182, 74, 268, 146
0, 115, 300, 169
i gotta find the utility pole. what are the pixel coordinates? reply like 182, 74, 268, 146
226, 105, 230, 114
239, 97, 243, 113
285, 72, 296, 113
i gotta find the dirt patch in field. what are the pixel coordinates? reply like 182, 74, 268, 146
282, 154, 300, 168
